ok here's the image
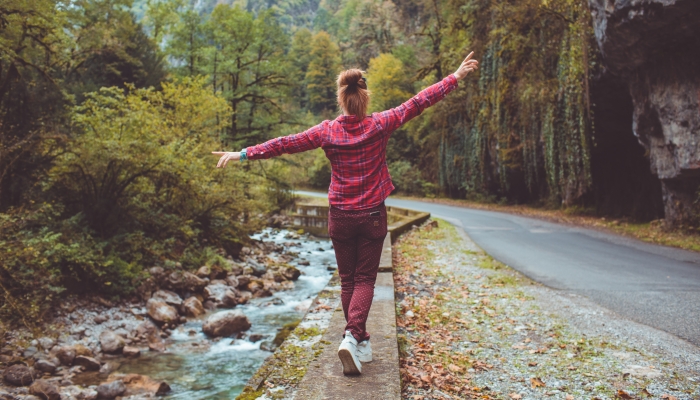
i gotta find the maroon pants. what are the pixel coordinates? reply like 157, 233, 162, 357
328, 203, 388, 342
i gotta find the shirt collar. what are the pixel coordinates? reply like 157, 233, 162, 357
336, 114, 364, 123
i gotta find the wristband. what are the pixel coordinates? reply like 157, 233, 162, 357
240, 148, 248, 161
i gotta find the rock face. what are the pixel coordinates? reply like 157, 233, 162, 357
2, 364, 35, 386
100, 330, 126, 354
589, 0, 700, 226
202, 310, 251, 337
146, 298, 179, 324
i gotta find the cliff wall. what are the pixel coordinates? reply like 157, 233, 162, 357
589, 0, 700, 226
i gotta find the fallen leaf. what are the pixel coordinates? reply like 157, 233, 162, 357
528, 362, 538, 367
641, 388, 652, 397
616, 390, 634, 399
509, 394, 522, 400
448, 364, 463, 372
530, 377, 546, 388
565, 395, 574, 400
567, 366, 577, 371
661, 396, 677, 400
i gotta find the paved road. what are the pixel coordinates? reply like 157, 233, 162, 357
296, 191, 700, 347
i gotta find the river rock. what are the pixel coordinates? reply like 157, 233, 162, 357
122, 346, 140, 358
202, 310, 251, 337
225, 275, 239, 287
151, 290, 183, 306
148, 266, 165, 278
196, 265, 211, 278
99, 330, 125, 354
228, 262, 244, 276
282, 266, 301, 281
34, 359, 57, 374
236, 275, 251, 289
109, 373, 170, 397
99, 361, 119, 375
29, 379, 60, 400
237, 291, 252, 305
96, 380, 126, 399
74, 344, 93, 357
166, 271, 208, 292
148, 341, 166, 352
36, 338, 55, 351
204, 283, 238, 308
182, 297, 205, 318
60, 385, 98, 400
136, 320, 159, 339
3, 364, 35, 386
74, 356, 101, 371
246, 258, 267, 277
146, 298, 179, 324
53, 345, 76, 365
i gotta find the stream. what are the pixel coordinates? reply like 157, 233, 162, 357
116, 228, 336, 399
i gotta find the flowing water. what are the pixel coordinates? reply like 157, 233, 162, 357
117, 228, 336, 399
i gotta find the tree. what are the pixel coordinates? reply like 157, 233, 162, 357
59, 0, 168, 105
0, 0, 68, 211
201, 6, 291, 147
366, 53, 413, 112
166, 7, 206, 77
288, 28, 314, 110
306, 31, 341, 114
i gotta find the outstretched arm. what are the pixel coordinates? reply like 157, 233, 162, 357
213, 122, 326, 168
376, 51, 479, 133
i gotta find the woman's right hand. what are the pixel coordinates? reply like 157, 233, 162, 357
453, 51, 479, 81
212, 151, 241, 168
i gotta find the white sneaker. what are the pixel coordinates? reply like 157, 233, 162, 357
357, 339, 372, 363
337, 330, 362, 375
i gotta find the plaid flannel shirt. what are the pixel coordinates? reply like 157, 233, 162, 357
246, 74, 459, 210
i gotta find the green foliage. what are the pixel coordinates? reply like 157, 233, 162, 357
366, 53, 413, 112
0, 78, 274, 325
308, 149, 332, 188
306, 31, 342, 115
289, 28, 314, 109
388, 160, 428, 196
207, 6, 291, 146
64, 0, 167, 98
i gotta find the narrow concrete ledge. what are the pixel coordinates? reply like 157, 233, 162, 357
295, 271, 400, 399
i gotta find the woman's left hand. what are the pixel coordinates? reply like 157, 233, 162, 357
212, 151, 241, 168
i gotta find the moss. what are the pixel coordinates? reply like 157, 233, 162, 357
295, 326, 321, 341
273, 320, 300, 347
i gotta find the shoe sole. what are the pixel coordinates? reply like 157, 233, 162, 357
338, 348, 362, 375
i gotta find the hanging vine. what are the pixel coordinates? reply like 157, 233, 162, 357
434, 0, 597, 205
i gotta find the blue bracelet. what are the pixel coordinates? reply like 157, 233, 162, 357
240, 148, 248, 161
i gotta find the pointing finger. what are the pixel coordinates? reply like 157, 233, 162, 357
463, 51, 474, 63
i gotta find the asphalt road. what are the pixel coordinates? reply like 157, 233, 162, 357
296, 191, 700, 347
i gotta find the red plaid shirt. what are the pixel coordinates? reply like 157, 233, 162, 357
246, 74, 459, 210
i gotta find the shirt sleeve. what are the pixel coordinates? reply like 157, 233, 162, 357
374, 74, 459, 134
246, 121, 326, 160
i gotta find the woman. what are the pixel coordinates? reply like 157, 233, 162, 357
213, 50, 478, 375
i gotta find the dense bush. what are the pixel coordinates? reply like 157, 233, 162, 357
0, 78, 274, 325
